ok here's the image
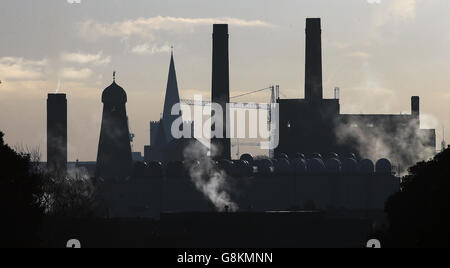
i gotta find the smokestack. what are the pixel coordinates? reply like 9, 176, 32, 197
211, 24, 231, 160
411, 96, 420, 117
47, 93, 67, 175
305, 18, 323, 102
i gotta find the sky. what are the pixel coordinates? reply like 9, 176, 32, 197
0, 0, 449, 161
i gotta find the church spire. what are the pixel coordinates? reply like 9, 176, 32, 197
162, 48, 181, 142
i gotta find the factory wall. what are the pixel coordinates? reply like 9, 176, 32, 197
95, 161, 399, 219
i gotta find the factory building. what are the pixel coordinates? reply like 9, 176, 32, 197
275, 18, 436, 168
94, 20, 433, 221
98, 155, 399, 219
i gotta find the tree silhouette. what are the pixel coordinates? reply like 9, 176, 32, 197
385, 147, 450, 248
0, 131, 45, 248
42, 167, 96, 218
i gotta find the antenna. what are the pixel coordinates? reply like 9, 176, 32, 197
113, 71, 116, 82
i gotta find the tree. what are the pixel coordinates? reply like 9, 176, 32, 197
385, 148, 450, 248
42, 167, 96, 218
0, 131, 44, 248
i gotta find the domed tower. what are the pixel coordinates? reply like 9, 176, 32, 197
96, 72, 132, 179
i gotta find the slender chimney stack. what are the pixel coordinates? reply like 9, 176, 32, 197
47, 93, 67, 175
305, 18, 323, 102
211, 24, 231, 160
411, 96, 420, 117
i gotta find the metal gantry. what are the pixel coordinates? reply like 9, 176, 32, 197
180, 85, 280, 158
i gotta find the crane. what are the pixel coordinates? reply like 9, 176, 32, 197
180, 85, 279, 109
180, 85, 280, 158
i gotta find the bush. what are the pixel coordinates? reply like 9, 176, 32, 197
0, 131, 44, 248
385, 148, 450, 248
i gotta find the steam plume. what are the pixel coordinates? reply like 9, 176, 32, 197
55, 79, 61, 94
336, 115, 437, 174
183, 142, 238, 212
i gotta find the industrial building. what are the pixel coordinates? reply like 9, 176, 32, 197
275, 18, 436, 168
96, 22, 404, 221
97, 154, 399, 219
45, 19, 436, 222
40, 18, 440, 249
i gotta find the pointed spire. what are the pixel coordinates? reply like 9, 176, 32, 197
170, 46, 175, 68
162, 49, 181, 142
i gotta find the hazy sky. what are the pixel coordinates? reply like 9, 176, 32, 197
1, 0, 449, 161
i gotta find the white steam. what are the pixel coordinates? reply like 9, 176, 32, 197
55, 79, 61, 94
336, 115, 437, 174
183, 142, 238, 212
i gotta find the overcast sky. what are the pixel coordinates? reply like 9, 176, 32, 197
1, 0, 449, 161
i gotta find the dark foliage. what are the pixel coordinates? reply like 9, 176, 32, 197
386, 148, 450, 248
0, 131, 44, 248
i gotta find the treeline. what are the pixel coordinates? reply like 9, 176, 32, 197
0, 131, 95, 248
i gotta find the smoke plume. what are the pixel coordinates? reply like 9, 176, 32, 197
336, 115, 436, 174
183, 142, 238, 212
55, 79, 61, 94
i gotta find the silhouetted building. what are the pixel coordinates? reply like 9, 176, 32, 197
162, 50, 181, 143
150, 121, 162, 146
144, 52, 198, 163
96, 74, 133, 179
132, 152, 144, 162
95, 22, 405, 226
99, 155, 400, 219
211, 24, 232, 160
276, 18, 436, 167
47, 93, 67, 175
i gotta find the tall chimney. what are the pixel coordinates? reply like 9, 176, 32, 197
305, 18, 323, 102
411, 96, 420, 117
211, 24, 231, 160
47, 93, 67, 175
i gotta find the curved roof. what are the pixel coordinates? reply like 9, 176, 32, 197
307, 158, 325, 173
342, 158, 358, 173
325, 158, 342, 173
358, 159, 375, 173
376, 158, 392, 174
292, 158, 307, 174
102, 82, 127, 104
